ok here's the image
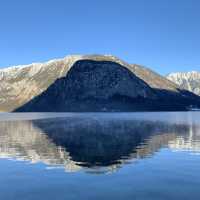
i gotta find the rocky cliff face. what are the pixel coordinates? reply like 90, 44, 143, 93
1, 55, 200, 112
167, 71, 200, 96
0, 55, 134, 111
16, 60, 157, 112
16, 59, 200, 112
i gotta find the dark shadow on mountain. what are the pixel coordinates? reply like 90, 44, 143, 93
14, 60, 200, 112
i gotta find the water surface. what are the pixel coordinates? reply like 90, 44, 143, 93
0, 112, 200, 200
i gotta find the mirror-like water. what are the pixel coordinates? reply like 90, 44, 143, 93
0, 112, 200, 200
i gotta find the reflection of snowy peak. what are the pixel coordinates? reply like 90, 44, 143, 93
168, 125, 200, 153
0, 120, 80, 172
167, 71, 200, 96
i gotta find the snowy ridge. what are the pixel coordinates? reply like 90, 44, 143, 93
0, 54, 118, 73
167, 71, 200, 96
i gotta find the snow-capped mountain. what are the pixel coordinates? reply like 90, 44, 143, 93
167, 71, 200, 96
0, 55, 200, 112
0, 55, 120, 111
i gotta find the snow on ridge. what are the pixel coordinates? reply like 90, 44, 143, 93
168, 71, 200, 77
0, 57, 65, 73
167, 71, 200, 96
0, 54, 127, 76
0, 54, 116, 73
0, 54, 120, 80
167, 71, 200, 81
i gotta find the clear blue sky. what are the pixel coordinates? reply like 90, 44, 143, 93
0, 0, 200, 74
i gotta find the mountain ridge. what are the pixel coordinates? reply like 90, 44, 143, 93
0, 54, 200, 112
167, 71, 200, 96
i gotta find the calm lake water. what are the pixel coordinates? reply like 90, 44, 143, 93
0, 112, 200, 200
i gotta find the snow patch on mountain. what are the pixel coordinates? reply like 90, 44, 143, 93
167, 71, 200, 96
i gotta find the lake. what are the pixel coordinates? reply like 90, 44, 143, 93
0, 112, 200, 200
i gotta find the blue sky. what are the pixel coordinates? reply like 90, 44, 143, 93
0, 0, 200, 74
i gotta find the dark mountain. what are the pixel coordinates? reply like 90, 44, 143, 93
15, 59, 200, 112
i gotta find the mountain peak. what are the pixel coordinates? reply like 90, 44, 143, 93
167, 71, 200, 96
0, 55, 199, 112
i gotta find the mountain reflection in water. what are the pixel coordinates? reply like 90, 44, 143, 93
0, 114, 199, 174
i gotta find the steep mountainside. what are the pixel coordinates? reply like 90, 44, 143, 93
0, 55, 200, 112
167, 71, 200, 96
0, 55, 82, 111
131, 65, 179, 91
16, 60, 200, 112
1, 54, 139, 111
16, 60, 157, 112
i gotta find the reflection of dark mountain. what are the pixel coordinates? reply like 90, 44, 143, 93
33, 117, 190, 167
15, 60, 200, 112
0, 115, 198, 173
